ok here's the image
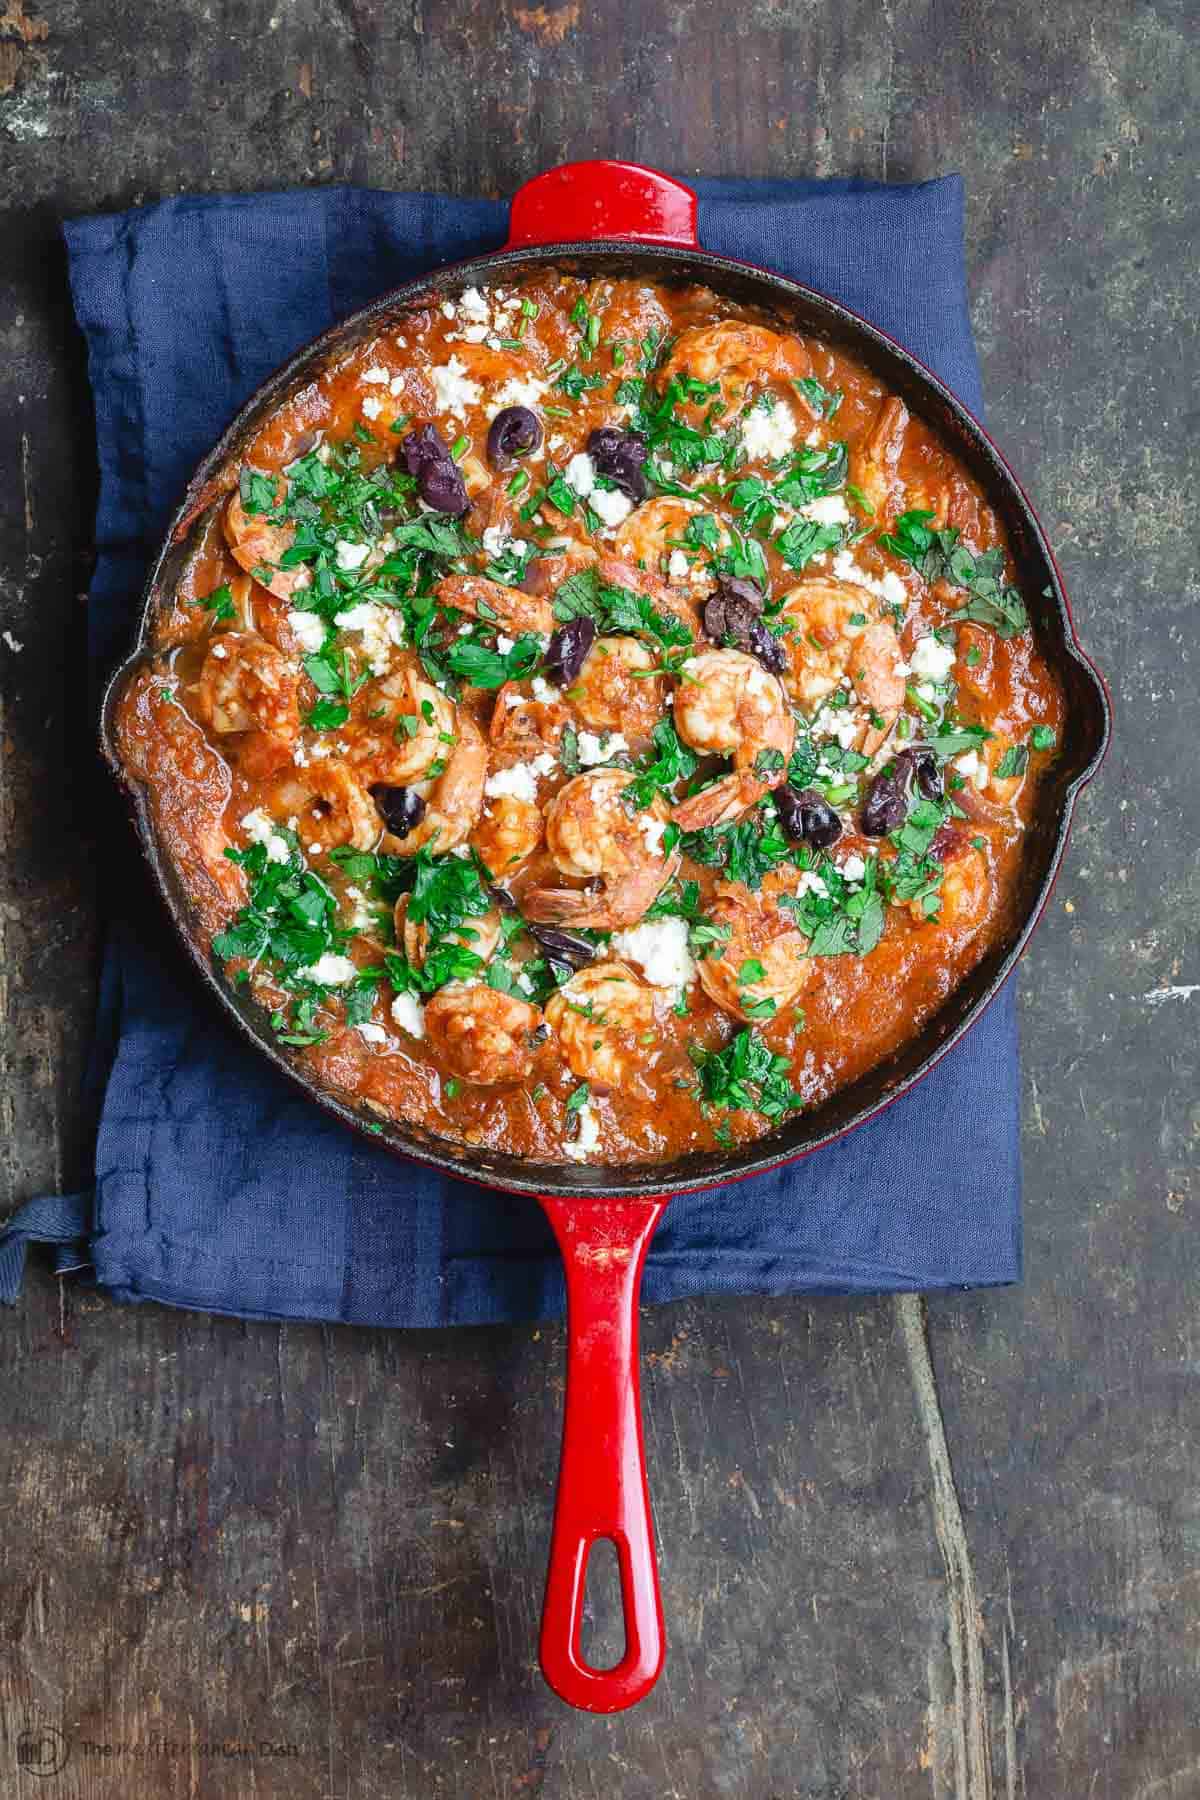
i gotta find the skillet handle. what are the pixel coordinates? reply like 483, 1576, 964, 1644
506, 160, 698, 251
535, 1193, 669, 1712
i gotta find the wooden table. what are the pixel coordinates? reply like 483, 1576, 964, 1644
1, 1, 1192, 1793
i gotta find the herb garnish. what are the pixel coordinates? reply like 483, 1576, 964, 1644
880, 511, 1028, 638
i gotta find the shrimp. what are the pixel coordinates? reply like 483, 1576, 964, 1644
595, 553, 701, 643
978, 731, 1026, 806
340, 655, 457, 786
395, 890, 502, 973
194, 631, 300, 744
470, 795, 544, 879
670, 649, 794, 830
695, 879, 815, 1023
380, 711, 488, 856
436, 573, 555, 638
266, 762, 381, 853
524, 769, 679, 930
777, 579, 906, 754
224, 481, 311, 602
489, 679, 570, 767
611, 498, 728, 590
852, 396, 909, 524
659, 321, 812, 410
519, 535, 597, 601
422, 982, 542, 1086
568, 635, 667, 743
544, 962, 658, 1086
912, 837, 990, 930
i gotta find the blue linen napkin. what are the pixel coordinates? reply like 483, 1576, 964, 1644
0, 175, 1022, 1319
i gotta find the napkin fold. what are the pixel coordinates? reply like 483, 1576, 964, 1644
0, 175, 1021, 1320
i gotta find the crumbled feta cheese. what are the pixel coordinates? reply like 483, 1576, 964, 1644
388, 374, 406, 397
430, 356, 482, 420
481, 523, 512, 557
344, 883, 375, 931
240, 808, 290, 863
741, 400, 797, 461
390, 991, 425, 1038
334, 600, 405, 674
565, 452, 596, 498
360, 395, 383, 420
458, 286, 490, 320
954, 750, 989, 790
483, 754, 556, 803
531, 676, 561, 703
288, 609, 327, 653
494, 633, 515, 654
334, 538, 371, 572
211, 642, 228, 659
667, 549, 690, 580
491, 374, 548, 412
441, 300, 457, 319
795, 870, 828, 900
360, 364, 389, 384
831, 550, 908, 609
564, 1099, 602, 1162
640, 814, 668, 857
909, 635, 956, 682
577, 730, 629, 766
589, 486, 634, 529
915, 681, 937, 704
800, 493, 851, 526
611, 916, 696, 994
840, 853, 867, 883
356, 1022, 388, 1046
299, 953, 358, 986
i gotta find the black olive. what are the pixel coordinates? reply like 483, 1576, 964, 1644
702, 577, 783, 673
861, 770, 907, 837
900, 746, 945, 802
775, 785, 843, 850
486, 406, 543, 468
370, 784, 427, 837
418, 457, 469, 516
543, 616, 597, 687
586, 426, 650, 502
715, 576, 765, 615
526, 923, 597, 969
490, 884, 518, 912
746, 618, 788, 676
399, 423, 450, 476
702, 592, 758, 647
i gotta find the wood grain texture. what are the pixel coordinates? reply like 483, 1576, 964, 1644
0, 0, 1195, 1793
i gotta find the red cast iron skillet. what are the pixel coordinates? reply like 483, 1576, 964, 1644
100, 160, 1111, 1715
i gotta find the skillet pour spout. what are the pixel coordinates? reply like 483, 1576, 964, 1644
99, 159, 1111, 1714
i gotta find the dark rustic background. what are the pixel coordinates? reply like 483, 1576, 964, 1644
1, 2, 1195, 1795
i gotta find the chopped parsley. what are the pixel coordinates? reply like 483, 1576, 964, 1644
624, 720, 697, 809
793, 376, 843, 420
994, 744, 1030, 779
689, 1030, 803, 1122
880, 510, 1028, 638
552, 566, 693, 653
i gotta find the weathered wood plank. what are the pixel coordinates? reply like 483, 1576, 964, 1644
0, 0, 1195, 1793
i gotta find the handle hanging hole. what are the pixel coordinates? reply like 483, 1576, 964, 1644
578, 1537, 627, 1674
